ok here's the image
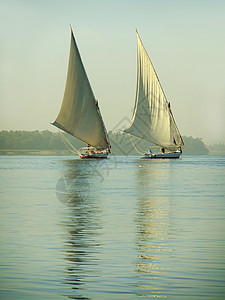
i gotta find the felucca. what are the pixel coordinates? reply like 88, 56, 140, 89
124, 30, 184, 159
52, 27, 111, 159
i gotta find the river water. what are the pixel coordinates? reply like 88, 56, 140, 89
0, 155, 225, 299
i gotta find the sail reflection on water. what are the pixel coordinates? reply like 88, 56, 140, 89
134, 161, 173, 297
57, 159, 103, 299
56, 159, 91, 205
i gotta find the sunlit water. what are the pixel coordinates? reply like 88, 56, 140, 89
0, 155, 225, 299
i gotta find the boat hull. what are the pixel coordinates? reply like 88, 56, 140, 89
79, 147, 109, 159
142, 152, 181, 159
80, 153, 108, 159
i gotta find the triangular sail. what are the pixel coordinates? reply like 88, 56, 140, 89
52, 29, 110, 150
124, 31, 183, 151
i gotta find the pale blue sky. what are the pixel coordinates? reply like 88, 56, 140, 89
1, 0, 225, 144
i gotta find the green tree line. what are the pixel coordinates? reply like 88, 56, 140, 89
0, 130, 210, 155
108, 131, 209, 155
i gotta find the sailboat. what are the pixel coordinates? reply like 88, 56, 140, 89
52, 27, 111, 159
124, 30, 184, 159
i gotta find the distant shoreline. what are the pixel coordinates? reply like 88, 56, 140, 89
1, 130, 225, 155
0, 150, 74, 156
0, 150, 224, 156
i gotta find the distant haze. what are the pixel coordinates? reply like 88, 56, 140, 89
1, 0, 225, 144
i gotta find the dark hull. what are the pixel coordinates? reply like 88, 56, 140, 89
142, 152, 181, 159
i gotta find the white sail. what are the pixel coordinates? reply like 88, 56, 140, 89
52, 29, 110, 150
124, 31, 183, 151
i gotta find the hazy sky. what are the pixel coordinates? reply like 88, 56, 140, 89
1, 0, 225, 144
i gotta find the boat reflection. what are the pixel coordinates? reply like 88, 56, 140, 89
58, 159, 103, 299
134, 160, 173, 297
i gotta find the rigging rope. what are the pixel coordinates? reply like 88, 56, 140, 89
59, 131, 80, 155
130, 137, 145, 155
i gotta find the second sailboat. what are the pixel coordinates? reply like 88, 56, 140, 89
124, 30, 184, 159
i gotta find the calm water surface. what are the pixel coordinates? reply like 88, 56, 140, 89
0, 155, 225, 299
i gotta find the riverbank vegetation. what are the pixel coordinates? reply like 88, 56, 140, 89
0, 130, 221, 155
